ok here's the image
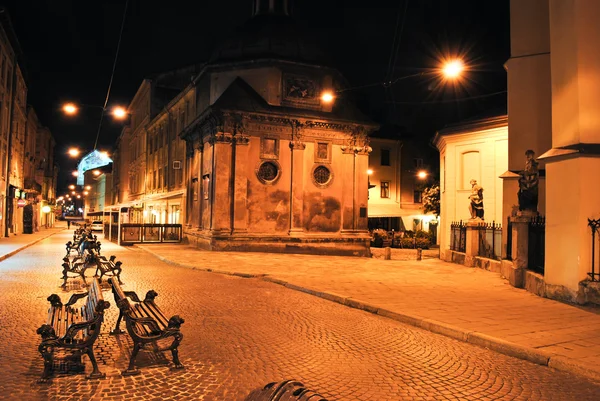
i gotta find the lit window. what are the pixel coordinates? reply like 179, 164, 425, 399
381, 181, 390, 198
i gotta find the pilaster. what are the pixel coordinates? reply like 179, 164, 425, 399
340, 147, 355, 232
233, 135, 250, 234
289, 140, 306, 235
209, 132, 233, 234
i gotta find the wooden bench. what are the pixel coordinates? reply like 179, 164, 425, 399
109, 277, 184, 375
37, 278, 110, 382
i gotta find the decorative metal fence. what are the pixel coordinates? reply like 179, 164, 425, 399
527, 216, 546, 274
506, 217, 512, 260
588, 218, 600, 281
120, 224, 182, 244
477, 221, 502, 260
450, 221, 466, 252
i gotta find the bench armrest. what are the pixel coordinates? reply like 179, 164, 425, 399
64, 292, 88, 307
124, 291, 142, 302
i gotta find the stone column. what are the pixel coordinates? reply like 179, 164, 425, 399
464, 221, 481, 267
210, 132, 233, 234
289, 140, 306, 235
232, 135, 250, 234
340, 147, 355, 232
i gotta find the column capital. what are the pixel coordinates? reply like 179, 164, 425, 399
289, 141, 306, 151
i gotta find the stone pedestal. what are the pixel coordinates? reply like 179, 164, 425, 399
464, 220, 482, 267
505, 214, 534, 288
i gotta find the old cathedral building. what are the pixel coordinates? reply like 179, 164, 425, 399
113, 0, 376, 256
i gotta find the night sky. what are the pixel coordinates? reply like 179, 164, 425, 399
2, 0, 509, 192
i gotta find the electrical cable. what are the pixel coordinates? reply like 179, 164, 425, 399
93, 0, 129, 150
384, 90, 507, 105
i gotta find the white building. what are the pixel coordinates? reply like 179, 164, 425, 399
433, 115, 508, 260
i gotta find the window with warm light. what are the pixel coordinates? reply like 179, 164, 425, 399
380, 181, 390, 198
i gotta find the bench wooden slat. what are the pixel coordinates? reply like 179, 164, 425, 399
139, 301, 168, 330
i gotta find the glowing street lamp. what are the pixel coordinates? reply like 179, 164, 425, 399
63, 103, 78, 115
417, 170, 428, 180
85, 185, 91, 190
76, 195, 81, 199
321, 91, 335, 104
441, 59, 464, 79
83, 191, 89, 195
71, 191, 76, 195
68, 184, 75, 190
93, 170, 101, 176
112, 106, 128, 120
68, 148, 80, 157
72, 171, 79, 177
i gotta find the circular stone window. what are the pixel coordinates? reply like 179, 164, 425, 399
257, 161, 281, 184
312, 165, 333, 188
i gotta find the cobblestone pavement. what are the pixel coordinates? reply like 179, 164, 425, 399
1, 233, 600, 400
140, 243, 600, 381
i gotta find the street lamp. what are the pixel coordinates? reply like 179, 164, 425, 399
63, 103, 78, 115
112, 106, 128, 120
321, 91, 335, 104
72, 171, 79, 177
441, 59, 464, 80
417, 170, 428, 180
68, 148, 80, 157
68, 184, 75, 190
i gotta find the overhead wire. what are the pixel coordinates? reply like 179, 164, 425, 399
93, 0, 129, 150
384, 90, 507, 105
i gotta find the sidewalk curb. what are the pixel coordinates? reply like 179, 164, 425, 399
0, 229, 65, 263
136, 245, 600, 383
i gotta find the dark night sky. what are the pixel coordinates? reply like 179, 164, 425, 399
1, 0, 510, 192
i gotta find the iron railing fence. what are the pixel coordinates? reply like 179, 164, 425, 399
120, 224, 182, 244
450, 221, 466, 253
528, 216, 546, 274
588, 218, 600, 281
477, 221, 502, 260
506, 217, 512, 260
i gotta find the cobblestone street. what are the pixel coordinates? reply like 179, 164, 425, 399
1, 232, 600, 400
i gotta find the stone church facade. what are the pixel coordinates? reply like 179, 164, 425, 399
180, 1, 376, 255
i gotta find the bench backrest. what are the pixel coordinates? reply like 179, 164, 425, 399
109, 277, 133, 314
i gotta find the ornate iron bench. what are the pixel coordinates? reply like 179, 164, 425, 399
61, 239, 101, 287
37, 277, 110, 382
89, 249, 123, 283
244, 380, 328, 401
109, 277, 184, 375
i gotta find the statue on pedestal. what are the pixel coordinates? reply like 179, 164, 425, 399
518, 149, 539, 213
468, 179, 484, 220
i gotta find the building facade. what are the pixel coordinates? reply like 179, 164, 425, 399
179, 2, 376, 256
434, 116, 508, 260
0, 9, 57, 235
367, 136, 437, 236
110, 66, 198, 227
504, 0, 600, 303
